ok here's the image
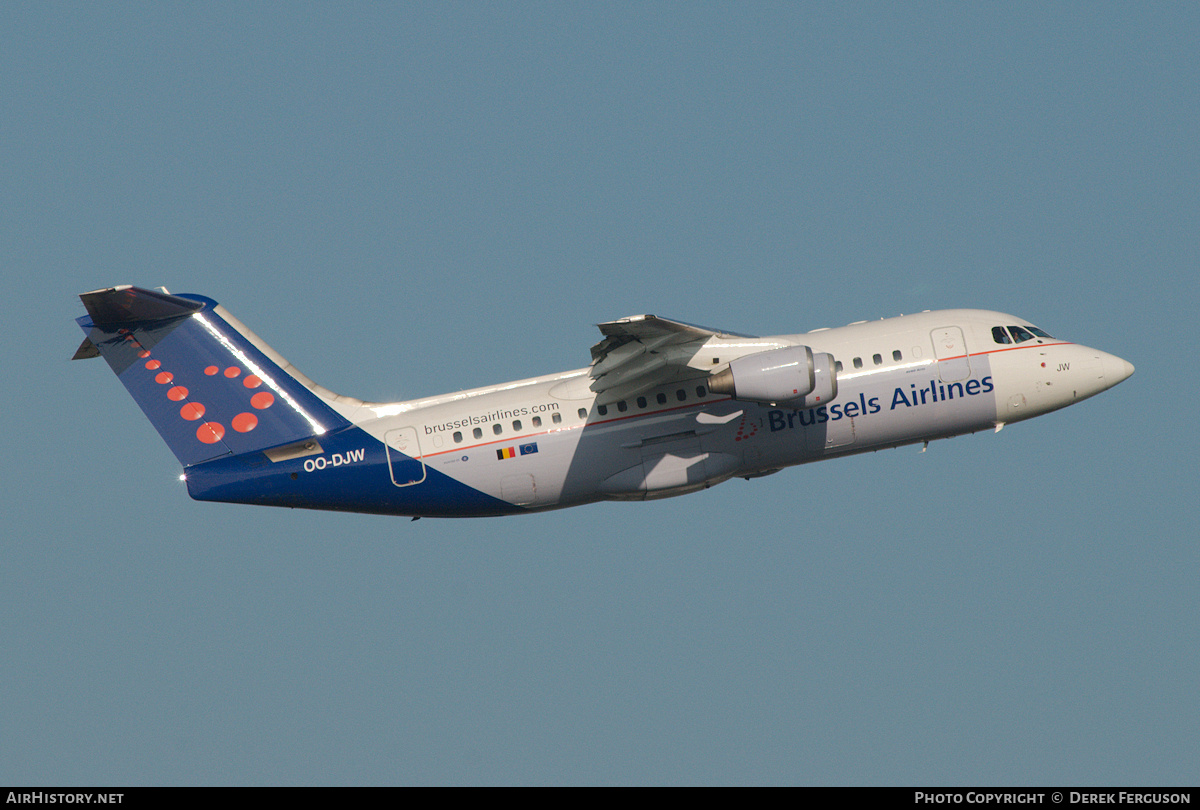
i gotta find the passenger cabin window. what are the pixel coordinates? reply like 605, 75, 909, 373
473, 427, 482, 439
853, 357, 863, 369
532, 416, 541, 427
893, 350, 902, 361
992, 326, 1012, 344
617, 400, 628, 412
676, 389, 687, 402
637, 396, 647, 409
873, 353, 882, 366
835, 361, 843, 372
598, 404, 608, 416
453, 431, 463, 443
657, 393, 667, 405
1009, 326, 1036, 344
493, 423, 503, 435
696, 386, 707, 398
512, 420, 522, 431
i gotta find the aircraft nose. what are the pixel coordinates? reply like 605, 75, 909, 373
1100, 351, 1135, 387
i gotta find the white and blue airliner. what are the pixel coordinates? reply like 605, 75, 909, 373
74, 285, 1133, 518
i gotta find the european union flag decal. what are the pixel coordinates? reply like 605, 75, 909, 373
519, 443, 538, 456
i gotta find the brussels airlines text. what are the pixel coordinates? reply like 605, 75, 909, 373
769, 376, 995, 432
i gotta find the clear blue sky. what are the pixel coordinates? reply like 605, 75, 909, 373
4, 2, 1197, 785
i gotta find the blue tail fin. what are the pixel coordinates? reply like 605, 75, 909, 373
75, 285, 352, 467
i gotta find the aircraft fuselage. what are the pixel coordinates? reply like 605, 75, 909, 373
176, 308, 1133, 517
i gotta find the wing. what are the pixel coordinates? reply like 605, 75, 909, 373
587, 314, 758, 402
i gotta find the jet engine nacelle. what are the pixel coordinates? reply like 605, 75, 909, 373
793, 350, 838, 408
708, 345, 838, 407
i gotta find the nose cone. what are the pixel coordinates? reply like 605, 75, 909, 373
1100, 352, 1135, 388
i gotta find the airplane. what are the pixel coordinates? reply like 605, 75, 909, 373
73, 285, 1134, 519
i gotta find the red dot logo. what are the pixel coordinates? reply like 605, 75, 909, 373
243, 375, 262, 388
197, 422, 225, 444
224, 367, 240, 378
232, 413, 258, 433
168, 386, 189, 401
180, 402, 205, 421
155, 371, 173, 384
138, 349, 151, 359
251, 391, 274, 409
145, 359, 162, 370
204, 366, 219, 376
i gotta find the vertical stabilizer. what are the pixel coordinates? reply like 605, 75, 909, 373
75, 286, 351, 467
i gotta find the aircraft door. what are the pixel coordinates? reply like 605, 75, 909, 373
385, 427, 426, 487
931, 326, 971, 382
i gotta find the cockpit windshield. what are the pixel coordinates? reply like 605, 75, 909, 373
992, 325, 1055, 345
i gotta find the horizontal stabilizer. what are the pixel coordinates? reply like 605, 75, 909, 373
80, 285, 204, 325
72, 336, 100, 360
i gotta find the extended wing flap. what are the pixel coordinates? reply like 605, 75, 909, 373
590, 314, 750, 359
587, 315, 758, 400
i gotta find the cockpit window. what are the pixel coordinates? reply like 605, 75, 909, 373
992, 326, 1012, 345
1026, 326, 1054, 339
1008, 326, 1035, 343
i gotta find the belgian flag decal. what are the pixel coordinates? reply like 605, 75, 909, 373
497, 442, 538, 461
